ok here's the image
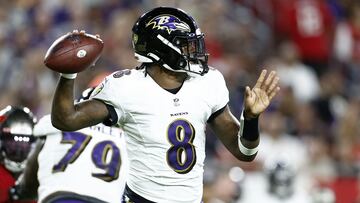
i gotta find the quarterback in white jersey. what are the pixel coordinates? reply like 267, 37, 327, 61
50, 6, 280, 203
91, 67, 227, 202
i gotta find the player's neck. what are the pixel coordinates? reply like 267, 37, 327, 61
146, 65, 187, 89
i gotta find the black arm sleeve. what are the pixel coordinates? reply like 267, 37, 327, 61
242, 117, 259, 141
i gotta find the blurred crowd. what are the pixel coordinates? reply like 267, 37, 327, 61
1, 0, 360, 202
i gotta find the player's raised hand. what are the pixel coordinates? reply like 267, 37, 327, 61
244, 70, 280, 119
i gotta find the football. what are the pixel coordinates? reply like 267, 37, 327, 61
44, 32, 104, 74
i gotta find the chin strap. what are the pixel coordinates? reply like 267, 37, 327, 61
3, 158, 26, 173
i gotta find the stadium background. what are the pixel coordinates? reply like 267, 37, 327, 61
0, 0, 359, 202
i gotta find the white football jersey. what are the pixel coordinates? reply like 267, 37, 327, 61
92, 68, 229, 203
34, 115, 128, 203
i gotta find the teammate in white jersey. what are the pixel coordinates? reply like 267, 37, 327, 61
50, 7, 280, 203
11, 88, 128, 203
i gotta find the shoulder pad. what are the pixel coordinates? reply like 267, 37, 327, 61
33, 115, 61, 137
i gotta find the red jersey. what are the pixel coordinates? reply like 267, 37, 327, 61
276, 0, 334, 62
0, 164, 36, 203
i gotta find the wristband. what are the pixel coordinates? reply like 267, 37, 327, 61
238, 138, 259, 156
60, 73, 77, 79
238, 110, 259, 156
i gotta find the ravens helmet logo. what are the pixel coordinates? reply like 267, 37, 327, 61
146, 15, 191, 34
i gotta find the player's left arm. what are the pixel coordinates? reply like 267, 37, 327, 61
9, 138, 45, 200
209, 70, 280, 162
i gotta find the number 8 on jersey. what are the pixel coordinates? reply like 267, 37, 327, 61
166, 119, 196, 174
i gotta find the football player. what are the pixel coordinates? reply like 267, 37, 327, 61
50, 7, 280, 203
10, 88, 128, 203
0, 106, 37, 203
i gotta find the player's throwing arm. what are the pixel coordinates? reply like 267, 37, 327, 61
44, 30, 110, 131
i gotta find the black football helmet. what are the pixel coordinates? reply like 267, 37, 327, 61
0, 106, 36, 173
132, 7, 209, 75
